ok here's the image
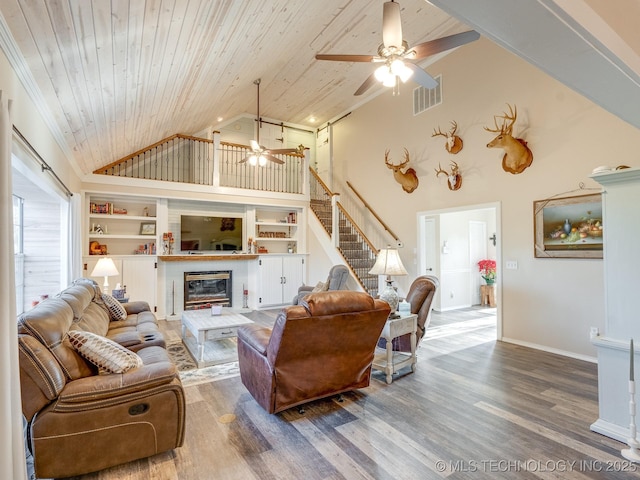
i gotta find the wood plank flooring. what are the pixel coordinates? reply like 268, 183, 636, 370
69, 307, 640, 480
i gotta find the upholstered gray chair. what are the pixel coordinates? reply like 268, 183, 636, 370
292, 264, 350, 304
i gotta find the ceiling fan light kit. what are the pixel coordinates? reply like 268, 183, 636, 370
315, 0, 480, 96
239, 79, 298, 166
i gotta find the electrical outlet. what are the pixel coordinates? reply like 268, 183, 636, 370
590, 327, 599, 339
506, 260, 518, 270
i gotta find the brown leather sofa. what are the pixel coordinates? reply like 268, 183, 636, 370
237, 290, 390, 414
379, 275, 439, 352
18, 278, 185, 479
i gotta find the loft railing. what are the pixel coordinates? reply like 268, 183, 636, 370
94, 132, 306, 194
219, 142, 304, 193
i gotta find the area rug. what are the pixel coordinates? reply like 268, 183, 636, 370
166, 342, 198, 371
166, 340, 240, 386
179, 361, 240, 387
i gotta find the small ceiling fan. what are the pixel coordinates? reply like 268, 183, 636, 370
240, 79, 299, 166
315, 0, 480, 96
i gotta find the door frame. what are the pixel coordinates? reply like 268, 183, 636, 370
416, 201, 502, 340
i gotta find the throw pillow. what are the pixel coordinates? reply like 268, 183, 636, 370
101, 293, 127, 321
68, 330, 143, 374
311, 281, 326, 293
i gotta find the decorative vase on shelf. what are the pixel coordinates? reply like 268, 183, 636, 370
483, 276, 495, 285
563, 219, 572, 235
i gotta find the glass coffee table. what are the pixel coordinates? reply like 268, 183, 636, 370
181, 308, 254, 368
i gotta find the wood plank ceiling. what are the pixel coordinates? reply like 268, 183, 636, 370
0, 0, 472, 175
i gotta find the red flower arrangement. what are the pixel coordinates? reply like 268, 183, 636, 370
478, 259, 496, 284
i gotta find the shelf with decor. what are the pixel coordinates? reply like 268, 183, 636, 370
252, 208, 300, 254
84, 193, 158, 256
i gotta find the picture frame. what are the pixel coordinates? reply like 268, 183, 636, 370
140, 222, 156, 235
533, 193, 603, 258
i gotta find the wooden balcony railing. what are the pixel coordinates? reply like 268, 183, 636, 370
94, 132, 306, 195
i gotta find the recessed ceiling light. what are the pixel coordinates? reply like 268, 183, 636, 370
309, 116, 317, 123
217, 116, 224, 122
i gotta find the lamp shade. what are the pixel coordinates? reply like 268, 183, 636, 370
368, 247, 407, 277
91, 257, 119, 277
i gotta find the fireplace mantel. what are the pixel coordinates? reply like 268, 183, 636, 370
158, 254, 258, 262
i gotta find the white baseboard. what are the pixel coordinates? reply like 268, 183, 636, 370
500, 337, 597, 363
590, 418, 628, 444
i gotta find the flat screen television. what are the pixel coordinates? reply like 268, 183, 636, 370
180, 215, 243, 252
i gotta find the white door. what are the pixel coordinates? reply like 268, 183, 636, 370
258, 256, 284, 306
420, 217, 437, 276
469, 221, 487, 305
282, 256, 304, 303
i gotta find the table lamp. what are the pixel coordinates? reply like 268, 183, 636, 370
90, 257, 119, 294
369, 246, 407, 317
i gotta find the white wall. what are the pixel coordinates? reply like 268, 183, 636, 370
330, 37, 640, 358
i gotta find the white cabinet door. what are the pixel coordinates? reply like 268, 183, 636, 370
258, 256, 285, 306
282, 256, 304, 302
121, 257, 157, 309
258, 255, 305, 306
83, 256, 156, 309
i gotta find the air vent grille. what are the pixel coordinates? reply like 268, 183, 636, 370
413, 75, 442, 115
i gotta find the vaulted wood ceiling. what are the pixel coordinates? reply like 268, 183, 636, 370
1, 0, 639, 177
0, 0, 472, 175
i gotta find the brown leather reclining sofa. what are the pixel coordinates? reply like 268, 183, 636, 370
237, 290, 391, 414
18, 278, 185, 479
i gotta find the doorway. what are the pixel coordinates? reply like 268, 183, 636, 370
417, 202, 501, 339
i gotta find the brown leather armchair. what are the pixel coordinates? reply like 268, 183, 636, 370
237, 291, 390, 413
379, 275, 439, 352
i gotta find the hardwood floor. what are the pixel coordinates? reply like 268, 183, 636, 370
70, 307, 640, 480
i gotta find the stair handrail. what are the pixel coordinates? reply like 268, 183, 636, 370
336, 202, 379, 256
309, 167, 336, 197
346, 181, 400, 243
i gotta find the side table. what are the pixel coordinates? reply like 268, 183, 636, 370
372, 313, 418, 384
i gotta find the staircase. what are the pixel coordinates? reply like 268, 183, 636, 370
309, 171, 379, 296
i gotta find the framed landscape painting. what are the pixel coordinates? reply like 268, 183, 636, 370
533, 193, 603, 258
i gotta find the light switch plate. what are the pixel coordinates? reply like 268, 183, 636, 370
506, 260, 518, 270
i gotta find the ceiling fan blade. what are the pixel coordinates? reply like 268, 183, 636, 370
239, 155, 251, 164
268, 148, 298, 154
405, 63, 438, 89
382, 1, 402, 49
315, 54, 375, 63
354, 72, 379, 96
409, 30, 480, 59
265, 154, 285, 165
250, 139, 260, 151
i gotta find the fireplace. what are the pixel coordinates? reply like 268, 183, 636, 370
184, 271, 232, 310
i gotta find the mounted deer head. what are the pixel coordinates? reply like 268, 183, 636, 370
435, 161, 462, 191
484, 104, 533, 174
432, 121, 463, 154
385, 149, 419, 193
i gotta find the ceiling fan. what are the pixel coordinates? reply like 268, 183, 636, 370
315, 0, 480, 96
240, 79, 299, 166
